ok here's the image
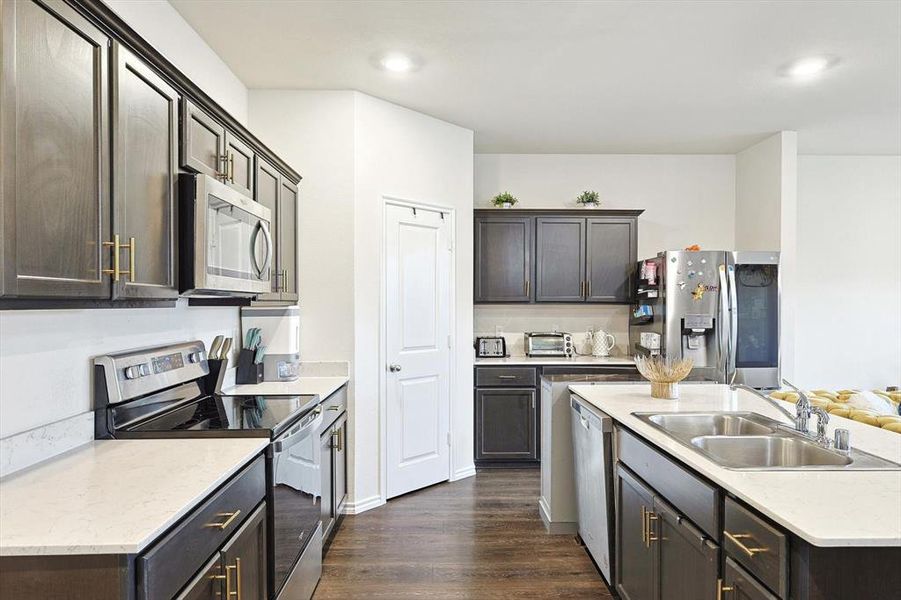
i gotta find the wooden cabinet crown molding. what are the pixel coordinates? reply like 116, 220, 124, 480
67, 0, 302, 184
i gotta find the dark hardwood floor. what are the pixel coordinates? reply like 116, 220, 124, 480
313, 469, 613, 599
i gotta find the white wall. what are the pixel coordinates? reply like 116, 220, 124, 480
794, 156, 901, 390
475, 154, 736, 258
353, 93, 475, 505
248, 91, 474, 511
0, 302, 239, 475
105, 0, 249, 123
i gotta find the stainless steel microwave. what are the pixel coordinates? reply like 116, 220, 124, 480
179, 174, 273, 296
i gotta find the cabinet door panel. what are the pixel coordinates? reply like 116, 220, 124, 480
174, 554, 224, 600
220, 503, 267, 600
320, 427, 335, 538
2, 0, 111, 298
723, 557, 778, 600
474, 217, 533, 302
535, 217, 586, 302
181, 99, 225, 178
113, 43, 179, 299
587, 217, 636, 303
279, 179, 299, 301
616, 465, 656, 600
654, 497, 718, 600
475, 388, 536, 461
224, 132, 254, 197
254, 157, 281, 300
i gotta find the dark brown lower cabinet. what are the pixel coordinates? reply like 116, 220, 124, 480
723, 557, 777, 600
475, 388, 537, 462
615, 465, 655, 600
654, 497, 718, 600
177, 502, 267, 599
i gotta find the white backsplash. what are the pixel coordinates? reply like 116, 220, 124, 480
474, 304, 631, 357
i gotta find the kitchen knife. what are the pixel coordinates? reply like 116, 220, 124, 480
209, 335, 224, 359
254, 345, 266, 364
220, 337, 232, 360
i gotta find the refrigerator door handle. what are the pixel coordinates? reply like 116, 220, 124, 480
718, 264, 731, 382
727, 264, 738, 378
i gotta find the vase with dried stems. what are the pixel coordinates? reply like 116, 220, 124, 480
634, 356, 694, 399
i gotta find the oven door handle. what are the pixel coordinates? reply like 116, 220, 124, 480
273, 410, 322, 453
250, 220, 273, 279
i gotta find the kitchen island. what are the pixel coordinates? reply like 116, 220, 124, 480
569, 383, 901, 600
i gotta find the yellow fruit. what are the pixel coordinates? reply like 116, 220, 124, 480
818, 393, 838, 401
809, 398, 830, 409
812, 389, 831, 395
826, 402, 847, 412
833, 397, 850, 403
770, 391, 788, 400
784, 392, 800, 401
874, 391, 893, 399
828, 407, 851, 418
882, 422, 901, 434
837, 389, 858, 395
876, 415, 901, 426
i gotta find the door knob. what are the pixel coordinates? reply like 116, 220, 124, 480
389, 364, 402, 372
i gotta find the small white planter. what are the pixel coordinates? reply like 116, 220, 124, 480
579, 202, 600, 209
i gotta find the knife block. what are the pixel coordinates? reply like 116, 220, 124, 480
236, 349, 264, 385
204, 358, 229, 394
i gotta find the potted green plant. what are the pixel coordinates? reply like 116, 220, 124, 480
576, 190, 600, 208
491, 191, 518, 209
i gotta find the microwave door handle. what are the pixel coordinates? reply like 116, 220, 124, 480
259, 221, 273, 278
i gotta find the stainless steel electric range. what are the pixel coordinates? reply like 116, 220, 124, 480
93, 341, 323, 600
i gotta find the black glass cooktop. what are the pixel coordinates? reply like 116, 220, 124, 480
124, 394, 319, 438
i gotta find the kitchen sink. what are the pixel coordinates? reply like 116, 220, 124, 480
691, 435, 853, 468
633, 411, 901, 471
646, 412, 778, 437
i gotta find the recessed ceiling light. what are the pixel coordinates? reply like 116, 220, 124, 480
785, 56, 834, 80
380, 53, 415, 73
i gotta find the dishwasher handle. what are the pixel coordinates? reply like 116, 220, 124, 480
570, 394, 612, 432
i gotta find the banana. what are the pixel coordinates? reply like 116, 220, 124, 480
881, 422, 901, 434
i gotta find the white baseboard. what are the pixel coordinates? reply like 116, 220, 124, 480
539, 496, 579, 535
451, 464, 476, 481
342, 494, 384, 515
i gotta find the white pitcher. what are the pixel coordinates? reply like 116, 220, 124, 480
590, 330, 616, 357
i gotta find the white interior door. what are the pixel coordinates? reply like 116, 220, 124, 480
385, 203, 451, 499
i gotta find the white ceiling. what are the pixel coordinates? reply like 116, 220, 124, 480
170, 0, 901, 154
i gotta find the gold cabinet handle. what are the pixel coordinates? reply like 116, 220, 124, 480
724, 530, 768, 557
327, 405, 341, 411
102, 234, 121, 282
229, 153, 235, 183
640, 505, 647, 544
587, 280, 591, 297
233, 557, 242, 599
224, 561, 238, 598
338, 427, 343, 452
524, 280, 530, 296
646, 511, 659, 546
717, 578, 734, 600
206, 509, 241, 530
119, 237, 135, 282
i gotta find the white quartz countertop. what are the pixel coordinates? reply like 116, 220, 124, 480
0, 438, 268, 556
476, 355, 636, 366
221, 376, 348, 398
568, 383, 901, 547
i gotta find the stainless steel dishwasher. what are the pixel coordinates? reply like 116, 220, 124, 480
570, 393, 614, 584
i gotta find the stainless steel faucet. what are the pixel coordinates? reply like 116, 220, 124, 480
729, 378, 813, 435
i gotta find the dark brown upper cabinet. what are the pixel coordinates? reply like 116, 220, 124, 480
535, 217, 586, 302
1, 0, 111, 299
474, 209, 641, 305
112, 42, 180, 300
180, 98, 227, 180
253, 157, 298, 304
586, 217, 637, 303
474, 216, 533, 302
180, 100, 256, 197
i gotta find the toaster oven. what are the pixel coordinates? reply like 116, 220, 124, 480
524, 332, 574, 357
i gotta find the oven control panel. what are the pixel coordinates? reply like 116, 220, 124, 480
94, 341, 209, 405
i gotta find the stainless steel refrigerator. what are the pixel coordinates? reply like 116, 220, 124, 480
628, 250, 780, 388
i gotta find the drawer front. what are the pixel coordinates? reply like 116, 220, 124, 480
138, 456, 266, 600
724, 497, 788, 598
617, 427, 721, 538
475, 367, 537, 387
320, 385, 348, 431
